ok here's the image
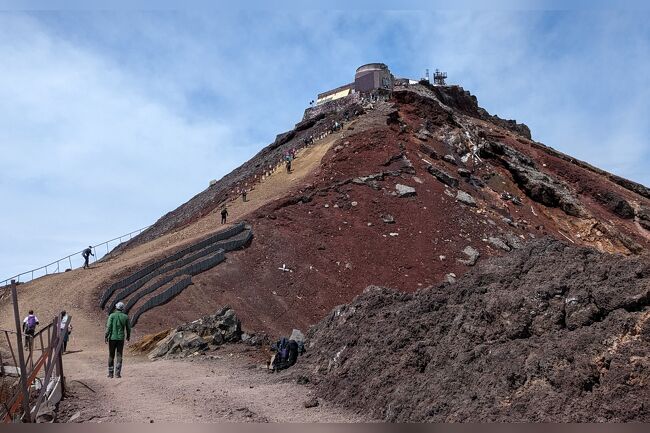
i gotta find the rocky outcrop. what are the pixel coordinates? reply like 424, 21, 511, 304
177, 306, 242, 345
148, 331, 208, 360
638, 206, 650, 231
480, 141, 586, 217
147, 306, 242, 359
302, 239, 650, 422
594, 191, 634, 219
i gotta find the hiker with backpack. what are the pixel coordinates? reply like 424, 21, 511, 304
22, 310, 39, 348
221, 207, 228, 224
82, 246, 94, 269
105, 302, 131, 378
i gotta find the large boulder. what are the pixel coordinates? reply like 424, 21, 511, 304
177, 306, 242, 344
148, 331, 208, 360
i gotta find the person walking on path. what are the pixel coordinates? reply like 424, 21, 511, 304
82, 246, 94, 269
22, 310, 39, 348
221, 207, 228, 224
60, 311, 72, 352
105, 302, 131, 378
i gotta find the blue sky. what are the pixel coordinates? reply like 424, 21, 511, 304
1, 8, 649, 281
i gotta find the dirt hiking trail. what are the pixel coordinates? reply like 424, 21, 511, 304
0, 132, 369, 422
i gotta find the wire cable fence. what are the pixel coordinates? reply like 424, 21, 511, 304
0, 226, 150, 288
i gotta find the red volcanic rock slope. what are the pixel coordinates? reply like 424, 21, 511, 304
125, 82, 650, 336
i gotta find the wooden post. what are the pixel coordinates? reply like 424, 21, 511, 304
11, 280, 32, 422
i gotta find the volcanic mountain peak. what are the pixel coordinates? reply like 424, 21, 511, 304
99, 71, 649, 337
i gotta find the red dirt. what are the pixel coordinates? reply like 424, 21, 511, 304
130, 85, 650, 338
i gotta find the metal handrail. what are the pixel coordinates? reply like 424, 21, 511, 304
1, 226, 150, 287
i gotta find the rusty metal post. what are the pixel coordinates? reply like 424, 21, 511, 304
55, 316, 65, 395
11, 280, 32, 422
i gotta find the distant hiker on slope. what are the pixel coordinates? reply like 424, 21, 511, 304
60, 310, 72, 352
22, 310, 39, 348
105, 302, 131, 379
221, 207, 228, 224
82, 246, 94, 269
242, 189, 247, 202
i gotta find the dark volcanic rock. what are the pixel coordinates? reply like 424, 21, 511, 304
426, 165, 459, 188
639, 206, 650, 230
595, 191, 634, 219
178, 306, 242, 343
302, 239, 650, 422
481, 140, 586, 217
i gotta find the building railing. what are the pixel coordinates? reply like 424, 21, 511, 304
0, 226, 150, 288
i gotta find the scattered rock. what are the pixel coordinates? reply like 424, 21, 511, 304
68, 411, 82, 423
427, 166, 459, 188
351, 201, 358, 207
395, 184, 416, 197
456, 190, 477, 207
389, 233, 399, 237
304, 397, 319, 408
419, 143, 439, 159
458, 246, 480, 266
504, 233, 524, 249
445, 273, 456, 283
290, 329, 305, 343
36, 403, 56, 423
488, 236, 511, 251
381, 214, 396, 224
457, 168, 471, 178
352, 173, 385, 185
443, 154, 457, 165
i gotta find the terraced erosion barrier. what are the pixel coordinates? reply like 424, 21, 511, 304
99, 222, 247, 308
97, 223, 253, 327
123, 250, 225, 314
129, 275, 192, 328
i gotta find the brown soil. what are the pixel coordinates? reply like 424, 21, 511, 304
56, 344, 370, 423
300, 239, 650, 422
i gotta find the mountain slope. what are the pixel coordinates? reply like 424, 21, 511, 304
116, 82, 649, 336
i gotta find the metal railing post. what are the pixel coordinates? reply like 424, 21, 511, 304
10, 280, 32, 423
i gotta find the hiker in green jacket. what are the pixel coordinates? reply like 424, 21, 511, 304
105, 302, 131, 378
